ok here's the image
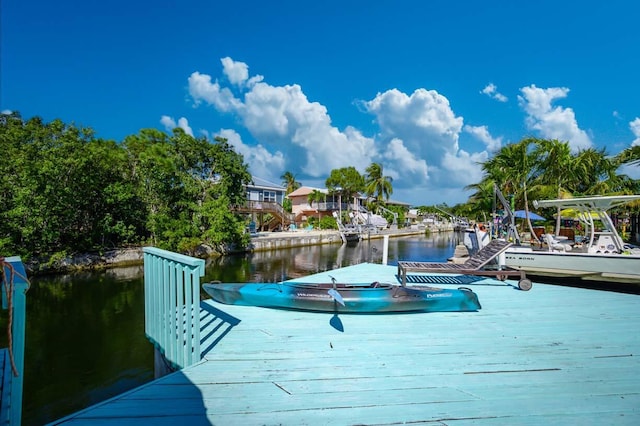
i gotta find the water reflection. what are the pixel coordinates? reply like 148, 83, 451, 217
203, 233, 464, 284
17, 233, 461, 425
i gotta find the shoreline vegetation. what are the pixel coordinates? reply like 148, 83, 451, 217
5, 114, 640, 274
24, 227, 442, 275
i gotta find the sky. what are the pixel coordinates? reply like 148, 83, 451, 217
2, 0, 640, 207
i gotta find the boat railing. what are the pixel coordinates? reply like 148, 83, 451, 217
143, 247, 205, 370
1, 256, 29, 426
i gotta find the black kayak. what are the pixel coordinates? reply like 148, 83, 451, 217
202, 281, 481, 313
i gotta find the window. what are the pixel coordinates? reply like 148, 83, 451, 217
263, 191, 276, 202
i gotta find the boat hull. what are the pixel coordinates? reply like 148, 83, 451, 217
505, 248, 640, 283
202, 282, 481, 313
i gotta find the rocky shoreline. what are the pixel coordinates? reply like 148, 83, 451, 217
25, 248, 146, 275
25, 226, 447, 275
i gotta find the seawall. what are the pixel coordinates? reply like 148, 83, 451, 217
248, 227, 442, 252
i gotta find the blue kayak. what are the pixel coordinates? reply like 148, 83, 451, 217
202, 281, 481, 313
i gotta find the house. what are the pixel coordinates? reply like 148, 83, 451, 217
287, 186, 372, 222
245, 176, 287, 205
234, 176, 293, 232
287, 186, 333, 223
288, 187, 397, 230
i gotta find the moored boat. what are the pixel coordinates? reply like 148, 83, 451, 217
503, 194, 640, 284
202, 281, 481, 313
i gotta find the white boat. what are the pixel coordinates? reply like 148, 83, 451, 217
503, 195, 640, 284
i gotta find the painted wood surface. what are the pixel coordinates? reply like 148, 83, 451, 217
53, 263, 640, 425
1, 257, 28, 426
143, 247, 205, 369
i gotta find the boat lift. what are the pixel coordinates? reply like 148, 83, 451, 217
375, 204, 398, 229
492, 184, 521, 245
433, 205, 468, 230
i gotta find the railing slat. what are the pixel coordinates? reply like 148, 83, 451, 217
143, 248, 205, 369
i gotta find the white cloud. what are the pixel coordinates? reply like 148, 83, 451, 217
518, 85, 592, 151
464, 125, 502, 152
481, 83, 508, 102
630, 118, 640, 147
440, 149, 488, 186
189, 65, 376, 178
160, 115, 193, 136
188, 71, 242, 112
381, 138, 429, 180
365, 88, 463, 156
364, 88, 487, 191
186, 58, 493, 205
217, 128, 286, 180
220, 57, 249, 85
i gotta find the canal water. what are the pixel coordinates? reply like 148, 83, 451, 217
12, 232, 463, 425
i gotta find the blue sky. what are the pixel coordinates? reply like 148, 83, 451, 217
2, 0, 639, 206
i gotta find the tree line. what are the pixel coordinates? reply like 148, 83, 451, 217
3, 112, 640, 261
0, 113, 252, 260
458, 138, 640, 241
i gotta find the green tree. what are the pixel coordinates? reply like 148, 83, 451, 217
307, 189, 325, 227
0, 115, 143, 256
364, 162, 393, 210
573, 147, 636, 195
195, 135, 252, 253
325, 166, 364, 211
280, 171, 301, 195
532, 139, 579, 234
0, 113, 254, 259
481, 138, 540, 241
615, 145, 640, 167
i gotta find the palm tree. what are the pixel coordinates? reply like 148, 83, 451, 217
532, 139, 576, 235
473, 138, 637, 241
476, 138, 539, 242
615, 145, 640, 167
573, 147, 636, 195
464, 179, 497, 220
280, 171, 301, 195
364, 163, 393, 210
307, 189, 325, 228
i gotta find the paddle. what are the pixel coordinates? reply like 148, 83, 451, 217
327, 276, 345, 332
327, 276, 345, 306
327, 288, 345, 306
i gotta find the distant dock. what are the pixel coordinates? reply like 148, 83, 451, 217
52, 260, 640, 425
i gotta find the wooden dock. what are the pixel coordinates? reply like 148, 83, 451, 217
51, 263, 640, 425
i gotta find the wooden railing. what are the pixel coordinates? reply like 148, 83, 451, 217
236, 200, 296, 222
1, 257, 28, 426
143, 247, 205, 370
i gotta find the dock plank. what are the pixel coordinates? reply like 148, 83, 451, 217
52, 263, 640, 425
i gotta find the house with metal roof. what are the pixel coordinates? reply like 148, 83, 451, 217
233, 176, 294, 232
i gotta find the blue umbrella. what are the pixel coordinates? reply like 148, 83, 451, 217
513, 210, 546, 221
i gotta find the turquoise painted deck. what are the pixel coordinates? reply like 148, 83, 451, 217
53, 263, 640, 425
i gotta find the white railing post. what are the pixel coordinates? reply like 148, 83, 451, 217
382, 235, 389, 265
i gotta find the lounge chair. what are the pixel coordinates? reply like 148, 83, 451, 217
397, 239, 532, 290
